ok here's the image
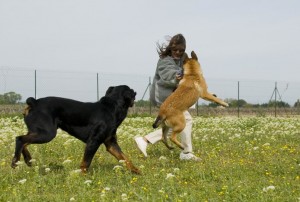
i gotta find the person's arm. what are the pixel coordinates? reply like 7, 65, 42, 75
156, 58, 181, 88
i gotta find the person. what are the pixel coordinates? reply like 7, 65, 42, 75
134, 34, 201, 161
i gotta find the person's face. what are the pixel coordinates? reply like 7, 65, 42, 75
171, 44, 186, 60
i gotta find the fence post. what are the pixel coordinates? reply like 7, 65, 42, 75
97, 73, 99, 101
149, 77, 152, 115
196, 100, 199, 116
35, 70, 37, 99
275, 82, 277, 117
238, 81, 240, 118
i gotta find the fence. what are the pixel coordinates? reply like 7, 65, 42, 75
1, 67, 300, 117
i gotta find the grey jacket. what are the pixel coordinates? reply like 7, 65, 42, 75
150, 56, 184, 107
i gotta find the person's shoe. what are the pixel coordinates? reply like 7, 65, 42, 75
180, 152, 201, 161
134, 136, 148, 157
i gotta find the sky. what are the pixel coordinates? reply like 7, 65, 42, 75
0, 0, 299, 104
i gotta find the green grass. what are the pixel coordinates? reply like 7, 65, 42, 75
1, 116, 300, 201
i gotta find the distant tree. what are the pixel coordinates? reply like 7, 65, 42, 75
208, 102, 219, 107
262, 100, 290, 108
135, 100, 151, 107
0, 92, 22, 104
294, 99, 300, 107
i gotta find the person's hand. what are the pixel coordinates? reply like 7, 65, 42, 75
176, 74, 182, 80
176, 70, 183, 80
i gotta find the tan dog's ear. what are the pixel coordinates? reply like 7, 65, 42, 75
191, 51, 198, 61
182, 52, 189, 64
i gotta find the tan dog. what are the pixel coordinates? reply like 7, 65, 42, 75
152, 51, 228, 150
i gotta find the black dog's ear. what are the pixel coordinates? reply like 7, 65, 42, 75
105, 86, 115, 96
182, 52, 189, 64
191, 51, 198, 61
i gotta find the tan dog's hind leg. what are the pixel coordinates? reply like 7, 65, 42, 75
169, 114, 185, 150
170, 131, 184, 150
161, 125, 174, 150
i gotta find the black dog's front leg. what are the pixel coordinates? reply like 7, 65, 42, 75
104, 136, 141, 174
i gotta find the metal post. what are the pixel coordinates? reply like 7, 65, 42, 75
97, 73, 99, 101
149, 77, 152, 115
238, 81, 240, 118
35, 70, 37, 99
196, 100, 199, 116
275, 82, 277, 117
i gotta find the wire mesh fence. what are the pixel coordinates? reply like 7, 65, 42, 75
1, 67, 300, 117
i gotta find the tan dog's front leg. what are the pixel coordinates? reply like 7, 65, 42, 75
203, 92, 228, 107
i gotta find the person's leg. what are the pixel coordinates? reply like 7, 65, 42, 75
134, 129, 163, 157
144, 129, 163, 144
180, 111, 193, 153
179, 111, 201, 161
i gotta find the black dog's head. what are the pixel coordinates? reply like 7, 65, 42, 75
105, 85, 136, 107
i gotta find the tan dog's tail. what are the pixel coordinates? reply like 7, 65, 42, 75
152, 116, 163, 128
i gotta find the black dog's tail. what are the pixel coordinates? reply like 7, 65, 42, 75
152, 115, 163, 128
23, 97, 37, 117
26, 97, 37, 108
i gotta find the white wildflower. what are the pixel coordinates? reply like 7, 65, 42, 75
18, 179, 27, 184
15, 161, 24, 166
166, 173, 175, 179
63, 159, 72, 164
69, 197, 75, 201
159, 156, 167, 160
180, 193, 188, 197
104, 187, 110, 191
113, 165, 123, 170
45, 168, 51, 172
173, 168, 180, 172
121, 193, 128, 201
70, 169, 82, 175
263, 185, 275, 192
253, 146, 259, 150
84, 180, 92, 185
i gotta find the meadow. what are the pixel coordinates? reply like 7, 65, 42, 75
0, 115, 300, 201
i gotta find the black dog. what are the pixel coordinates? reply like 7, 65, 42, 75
11, 85, 140, 174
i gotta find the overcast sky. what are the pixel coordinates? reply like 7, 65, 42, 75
1, 0, 300, 83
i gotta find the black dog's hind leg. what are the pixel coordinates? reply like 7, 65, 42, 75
11, 129, 57, 168
80, 140, 102, 173
104, 136, 141, 174
22, 144, 32, 166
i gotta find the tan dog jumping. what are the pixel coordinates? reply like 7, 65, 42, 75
152, 51, 228, 150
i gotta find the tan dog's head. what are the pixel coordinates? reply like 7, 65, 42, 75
183, 51, 201, 75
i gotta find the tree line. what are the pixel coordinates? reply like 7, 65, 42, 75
1, 92, 299, 108
0, 92, 22, 104
136, 98, 300, 108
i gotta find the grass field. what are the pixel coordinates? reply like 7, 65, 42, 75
0, 116, 300, 201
